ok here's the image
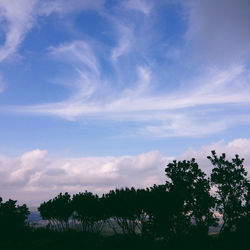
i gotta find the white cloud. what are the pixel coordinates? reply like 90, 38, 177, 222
49, 41, 99, 75
111, 24, 133, 61
122, 0, 153, 15
10, 63, 250, 137
0, 0, 37, 62
0, 0, 104, 63
1, 0, 249, 139
48, 40, 100, 102
0, 139, 249, 205
144, 116, 228, 138
109, 0, 153, 62
0, 149, 169, 205
37, 0, 104, 16
9, 149, 47, 185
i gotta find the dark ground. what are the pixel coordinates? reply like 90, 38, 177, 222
0, 229, 248, 250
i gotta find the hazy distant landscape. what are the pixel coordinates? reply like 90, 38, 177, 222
27, 209, 222, 233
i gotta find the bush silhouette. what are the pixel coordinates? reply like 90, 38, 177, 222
38, 192, 72, 231
102, 187, 147, 235
141, 184, 183, 239
0, 197, 30, 236
72, 191, 105, 233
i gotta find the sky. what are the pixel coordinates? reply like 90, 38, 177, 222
0, 0, 249, 206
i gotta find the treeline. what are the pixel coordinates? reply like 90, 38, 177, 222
37, 151, 249, 238
0, 151, 249, 249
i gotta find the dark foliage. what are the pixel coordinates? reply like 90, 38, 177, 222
102, 187, 148, 235
0, 151, 249, 249
72, 191, 105, 232
208, 151, 250, 234
0, 197, 30, 236
165, 158, 218, 236
38, 192, 72, 231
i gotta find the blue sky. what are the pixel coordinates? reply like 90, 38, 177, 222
0, 0, 249, 204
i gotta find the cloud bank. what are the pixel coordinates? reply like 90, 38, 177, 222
0, 138, 249, 205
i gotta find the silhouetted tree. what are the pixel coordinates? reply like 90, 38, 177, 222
71, 191, 105, 233
208, 151, 249, 234
102, 187, 147, 235
165, 158, 217, 236
38, 192, 72, 231
141, 185, 183, 239
0, 197, 30, 235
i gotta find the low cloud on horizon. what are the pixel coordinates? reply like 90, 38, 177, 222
1, 138, 249, 206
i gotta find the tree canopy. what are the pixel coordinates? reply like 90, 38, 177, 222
208, 151, 249, 233
0, 198, 30, 235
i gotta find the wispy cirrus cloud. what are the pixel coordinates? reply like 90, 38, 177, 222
49, 41, 99, 72
122, 0, 153, 15
1, 0, 250, 137
10, 56, 250, 136
37, 0, 104, 16
111, 24, 133, 62
0, 0, 37, 62
0, 0, 104, 63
